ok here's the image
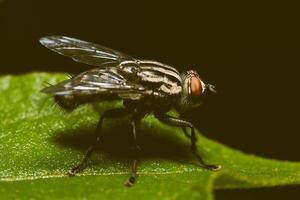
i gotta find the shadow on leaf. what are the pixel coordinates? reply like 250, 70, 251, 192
51, 119, 195, 164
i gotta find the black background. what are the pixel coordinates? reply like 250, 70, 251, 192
1, 0, 299, 199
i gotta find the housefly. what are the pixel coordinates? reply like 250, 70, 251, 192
40, 36, 221, 186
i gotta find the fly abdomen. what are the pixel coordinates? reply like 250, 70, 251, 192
54, 95, 78, 111
53, 92, 122, 111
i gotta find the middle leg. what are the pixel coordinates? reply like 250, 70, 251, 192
124, 109, 144, 187
68, 108, 133, 175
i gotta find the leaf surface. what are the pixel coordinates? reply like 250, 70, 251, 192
0, 73, 299, 199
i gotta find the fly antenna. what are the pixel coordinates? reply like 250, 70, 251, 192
206, 84, 217, 93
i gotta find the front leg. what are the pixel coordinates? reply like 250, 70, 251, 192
155, 113, 221, 171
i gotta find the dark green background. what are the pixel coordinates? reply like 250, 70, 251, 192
1, 0, 299, 199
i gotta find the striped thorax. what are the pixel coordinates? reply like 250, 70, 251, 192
120, 60, 182, 96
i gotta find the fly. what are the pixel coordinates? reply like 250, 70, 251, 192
40, 36, 221, 186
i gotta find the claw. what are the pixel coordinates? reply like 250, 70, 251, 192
68, 167, 80, 176
124, 176, 136, 187
204, 164, 222, 171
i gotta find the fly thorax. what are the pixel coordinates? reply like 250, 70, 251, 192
119, 61, 141, 78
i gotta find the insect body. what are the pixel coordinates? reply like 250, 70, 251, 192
40, 36, 221, 186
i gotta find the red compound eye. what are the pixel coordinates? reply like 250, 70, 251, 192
190, 76, 203, 97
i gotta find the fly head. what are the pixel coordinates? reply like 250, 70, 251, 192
179, 70, 216, 111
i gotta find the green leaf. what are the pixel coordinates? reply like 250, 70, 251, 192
0, 73, 299, 200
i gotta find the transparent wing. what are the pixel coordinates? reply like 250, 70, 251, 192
40, 36, 134, 67
42, 66, 148, 100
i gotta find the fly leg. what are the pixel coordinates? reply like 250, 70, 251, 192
182, 128, 191, 138
179, 114, 191, 138
68, 108, 132, 176
125, 110, 143, 187
155, 113, 221, 171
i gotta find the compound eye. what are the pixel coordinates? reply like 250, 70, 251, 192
190, 76, 203, 97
